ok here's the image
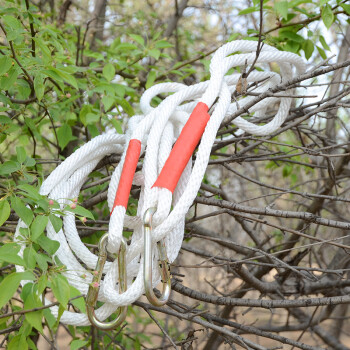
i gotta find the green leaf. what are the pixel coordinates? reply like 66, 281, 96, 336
79, 104, 91, 126
129, 34, 145, 46
282, 164, 292, 177
0, 115, 12, 124
16, 146, 26, 163
340, 4, 350, 15
227, 33, 240, 42
322, 4, 334, 29
102, 96, 115, 111
31, 215, 48, 241
21, 320, 34, 337
19, 227, 30, 239
23, 246, 36, 269
115, 43, 138, 51
0, 56, 12, 76
316, 46, 327, 60
69, 286, 85, 313
319, 35, 330, 51
275, 1, 289, 20
85, 113, 100, 125
56, 304, 65, 325
134, 338, 141, 350
281, 31, 304, 43
35, 253, 49, 271
284, 41, 300, 54
110, 118, 123, 134
37, 235, 60, 255
80, 108, 100, 126
113, 84, 125, 98
34, 38, 52, 64
27, 338, 38, 350
24, 157, 36, 167
87, 124, 99, 138
148, 49, 161, 60
51, 274, 70, 307
0, 200, 11, 227
1, 68, 19, 91
155, 40, 173, 49
0, 160, 20, 175
57, 68, 79, 89
11, 196, 34, 226
37, 274, 48, 294
0, 243, 25, 265
146, 70, 156, 89
6, 28, 25, 42
17, 184, 41, 200
0, 272, 34, 308
67, 205, 94, 220
24, 117, 41, 141
71, 339, 88, 350
117, 98, 134, 117
24, 293, 43, 333
3, 15, 22, 30
42, 68, 62, 84
46, 68, 78, 89
43, 308, 56, 329
8, 335, 28, 350
49, 214, 63, 233
57, 124, 75, 150
238, 7, 258, 15
303, 39, 314, 59
103, 63, 115, 81
34, 73, 45, 102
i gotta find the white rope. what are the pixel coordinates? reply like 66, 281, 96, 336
14, 40, 306, 325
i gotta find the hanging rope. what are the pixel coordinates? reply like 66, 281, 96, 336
14, 40, 306, 326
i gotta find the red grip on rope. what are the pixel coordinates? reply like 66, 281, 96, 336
152, 102, 210, 193
112, 139, 141, 210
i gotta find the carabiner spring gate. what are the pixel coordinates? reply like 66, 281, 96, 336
143, 207, 171, 306
86, 234, 127, 330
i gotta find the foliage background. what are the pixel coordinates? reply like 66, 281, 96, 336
0, 0, 350, 349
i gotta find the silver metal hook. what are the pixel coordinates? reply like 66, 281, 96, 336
86, 234, 127, 330
143, 207, 171, 306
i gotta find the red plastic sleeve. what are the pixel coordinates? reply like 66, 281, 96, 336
112, 139, 141, 210
152, 102, 210, 193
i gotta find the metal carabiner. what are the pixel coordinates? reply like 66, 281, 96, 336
86, 233, 127, 330
143, 207, 171, 306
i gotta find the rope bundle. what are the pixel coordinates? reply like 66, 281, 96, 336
15, 40, 306, 325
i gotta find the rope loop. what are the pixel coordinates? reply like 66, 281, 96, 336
14, 40, 306, 326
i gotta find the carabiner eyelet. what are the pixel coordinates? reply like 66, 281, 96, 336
86, 234, 127, 330
143, 207, 171, 306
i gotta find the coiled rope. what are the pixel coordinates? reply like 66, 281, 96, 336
15, 40, 306, 326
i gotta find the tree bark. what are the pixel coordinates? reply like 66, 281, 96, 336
325, 25, 350, 142
89, 0, 107, 51
58, 0, 72, 26
163, 0, 189, 39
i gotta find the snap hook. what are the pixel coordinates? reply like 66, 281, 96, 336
143, 207, 171, 306
86, 234, 127, 330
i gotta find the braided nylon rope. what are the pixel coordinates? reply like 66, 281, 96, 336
15, 41, 306, 325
